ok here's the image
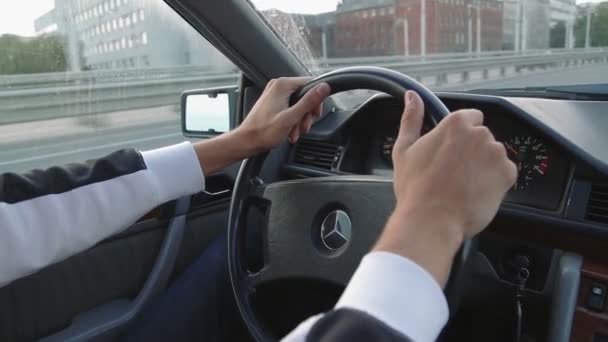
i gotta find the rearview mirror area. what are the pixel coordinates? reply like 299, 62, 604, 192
181, 86, 237, 138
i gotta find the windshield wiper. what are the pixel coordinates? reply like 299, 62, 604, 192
467, 84, 608, 101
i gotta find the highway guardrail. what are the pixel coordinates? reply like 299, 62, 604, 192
1, 48, 607, 125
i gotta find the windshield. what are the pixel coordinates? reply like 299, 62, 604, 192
250, 0, 608, 95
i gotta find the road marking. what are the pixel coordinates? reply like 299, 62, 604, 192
0, 133, 182, 167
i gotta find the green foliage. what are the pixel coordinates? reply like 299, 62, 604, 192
575, 2, 608, 47
0, 34, 68, 75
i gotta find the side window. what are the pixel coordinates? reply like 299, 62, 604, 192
0, 0, 235, 174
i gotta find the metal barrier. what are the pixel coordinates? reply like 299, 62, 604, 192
1, 48, 607, 126
0, 65, 235, 90
0, 74, 239, 125
317, 47, 603, 67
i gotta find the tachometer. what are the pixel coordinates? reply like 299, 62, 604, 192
504, 136, 549, 190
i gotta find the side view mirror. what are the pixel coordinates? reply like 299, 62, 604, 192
181, 86, 237, 138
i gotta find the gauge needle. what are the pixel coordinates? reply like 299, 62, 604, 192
505, 143, 519, 156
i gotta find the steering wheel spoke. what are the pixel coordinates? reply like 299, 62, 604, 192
245, 255, 345, 288
255, 176, 395, 285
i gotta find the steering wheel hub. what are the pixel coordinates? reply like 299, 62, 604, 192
320, 209, 352, 251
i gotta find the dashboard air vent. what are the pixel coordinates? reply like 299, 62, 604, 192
293, 139, 342, 171
585, 184, 608, 224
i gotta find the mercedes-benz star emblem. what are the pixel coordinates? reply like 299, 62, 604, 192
320, 210, 352, 251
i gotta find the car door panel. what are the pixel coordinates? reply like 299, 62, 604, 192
0, 172, 236, 342
39, 196, 192, 342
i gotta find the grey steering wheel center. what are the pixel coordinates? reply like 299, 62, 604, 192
320, 210, 352, 250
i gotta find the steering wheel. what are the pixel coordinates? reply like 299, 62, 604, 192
228, 67, 477, 341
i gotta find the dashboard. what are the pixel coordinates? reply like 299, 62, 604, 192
284, 93, 608, 214
281, 90, 608, 341
338, 97, 572, 210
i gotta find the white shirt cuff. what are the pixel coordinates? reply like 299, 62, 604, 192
335, 251, 449, 342
141, 142, 205, 202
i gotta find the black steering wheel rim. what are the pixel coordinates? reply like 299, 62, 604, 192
291, 66, 449, 125
228, 67, 475, 341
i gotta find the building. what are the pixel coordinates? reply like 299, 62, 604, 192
303, 12, 337, 59
331, 0, 503, 57
34, 0, 231, 71
502, 0, 517, 49
550, 0, 577, 48
333, 0, 398, 57
502, 0, 551, 50
263, 0, 503, 60
262, 8, 332, 68
470, 0, 505, 52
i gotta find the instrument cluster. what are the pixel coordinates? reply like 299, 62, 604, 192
341, 99, 571, 211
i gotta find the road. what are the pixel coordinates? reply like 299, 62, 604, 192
1, 64, 607, 173
0, 106, 187, 173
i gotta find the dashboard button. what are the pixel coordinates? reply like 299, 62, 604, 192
587, 283, 607, 312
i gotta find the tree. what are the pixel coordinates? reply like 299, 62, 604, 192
0, 34, 68, 75
550, 22, 566, 48
574, 2, 608, 47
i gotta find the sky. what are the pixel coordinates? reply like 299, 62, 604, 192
0, 0, 605, 36
0, 0, 55, 36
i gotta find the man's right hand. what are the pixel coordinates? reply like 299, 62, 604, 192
374, 91, 517, 287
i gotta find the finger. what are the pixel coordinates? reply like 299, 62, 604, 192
300, 113, 314, 134
289, 126, 300, 144
504, 159, 518, 188
396, 91, 425, 149
471, 125, 495, 142
450, 109, 484, 127
264, 79, 276, 90
274, 76, 314, 91
283, 83, 331, 124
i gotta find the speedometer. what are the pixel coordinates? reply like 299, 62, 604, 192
504, 136, 549, 190
380, 121, 432, 166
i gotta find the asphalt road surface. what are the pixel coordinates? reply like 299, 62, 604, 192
1, 64, 607, 173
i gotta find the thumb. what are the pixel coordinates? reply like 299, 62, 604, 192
282, 83, 331, 125
396, 91, 425, 149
